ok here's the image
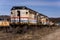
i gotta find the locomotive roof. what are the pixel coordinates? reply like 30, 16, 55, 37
11, 6, 48, 17
11, 6, 28, 10
11, 6, 37, 13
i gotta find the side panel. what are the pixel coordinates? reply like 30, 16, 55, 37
29, 10, 37, 24
20, 18, 28, 23
11, 10, 18, 23
20, 10, 29, 23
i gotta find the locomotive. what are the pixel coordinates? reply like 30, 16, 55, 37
9, 6, 54, 33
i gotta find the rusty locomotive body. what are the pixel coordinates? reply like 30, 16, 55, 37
9, 6, 54, 33
10, 6, 52, 26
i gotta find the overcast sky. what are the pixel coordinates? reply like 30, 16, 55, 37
0, 0, 60, 17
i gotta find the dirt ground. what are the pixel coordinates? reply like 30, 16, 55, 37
0, 26, 60, 40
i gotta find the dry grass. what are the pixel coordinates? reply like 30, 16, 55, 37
0, 26, 59, 40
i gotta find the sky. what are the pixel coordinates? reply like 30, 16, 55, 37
0, 0, 60, 17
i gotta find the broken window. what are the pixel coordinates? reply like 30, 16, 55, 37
11, 12, 13, 14
26, 12, 28, 14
